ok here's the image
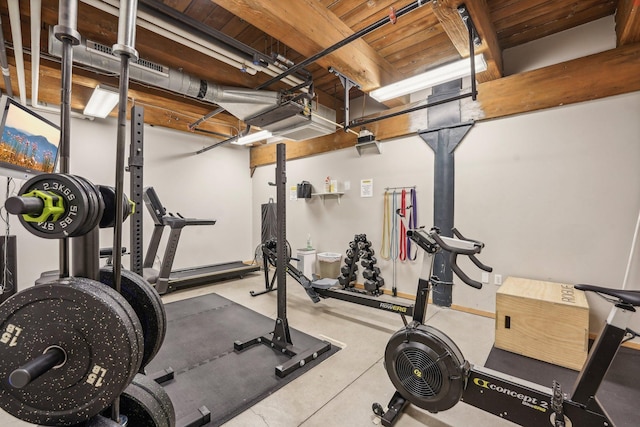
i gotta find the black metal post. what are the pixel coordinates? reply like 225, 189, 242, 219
571, 314, 629, 406
71, 228, 100, 280
274, 143, 292, 343
419, 81, 473, 307
128, 105, 145, 276
110, 1, 139, 423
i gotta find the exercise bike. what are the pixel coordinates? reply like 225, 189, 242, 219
374, 226, 640, 427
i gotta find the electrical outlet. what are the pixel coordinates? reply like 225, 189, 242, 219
494, 274, 502, 285
344, 181, 351, 190
481, 272, 490, 283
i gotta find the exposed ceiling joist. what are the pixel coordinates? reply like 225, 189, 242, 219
431, 0, 503, 81
250, 42, 640, 168
616, 0, 640, 45
209, 0, 411, 92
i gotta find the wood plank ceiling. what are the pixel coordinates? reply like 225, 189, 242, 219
0, 0, 636, 168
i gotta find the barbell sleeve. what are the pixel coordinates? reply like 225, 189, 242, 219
9, 347, 66, 389
4, 196, 45, 215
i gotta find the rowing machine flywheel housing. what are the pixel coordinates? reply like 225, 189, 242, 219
384, 324, 469, 413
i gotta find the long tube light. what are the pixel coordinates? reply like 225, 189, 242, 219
231, 130, 272, 145
370, 54, 487, 102
83, 85, 120, 118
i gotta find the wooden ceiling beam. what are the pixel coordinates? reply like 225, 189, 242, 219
616, 0, 640, 45
209, 0, 405, 92
430, 0, 503, 82
250, 42, 640, 168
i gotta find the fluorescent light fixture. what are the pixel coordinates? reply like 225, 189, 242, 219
231, 129, 273, 145
83, 85, 120, 118
370, 54, 488, 102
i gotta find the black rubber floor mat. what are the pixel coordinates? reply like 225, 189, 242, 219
484, 344, 639, 427
146, 293, 339, 425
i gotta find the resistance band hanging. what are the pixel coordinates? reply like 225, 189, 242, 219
380, 191, 391, 260
407, 188, 418, 260
391, 191, 399, 262
398, 189, 407, 261
390, 190, 399, 296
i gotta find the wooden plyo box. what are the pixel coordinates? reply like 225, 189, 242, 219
495, 277, 590, 370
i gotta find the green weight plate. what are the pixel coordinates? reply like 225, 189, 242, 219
0, 278, 142, 425
16, 174, 91, 239
99, 267, 166, 369
103, 374, 175, 427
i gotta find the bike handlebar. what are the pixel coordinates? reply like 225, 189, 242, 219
407, 227, 491, 289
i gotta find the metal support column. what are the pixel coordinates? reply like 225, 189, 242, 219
419, 81, 473, 306
128, 105, 144, 276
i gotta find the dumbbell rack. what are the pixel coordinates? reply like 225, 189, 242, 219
337, 234, 385, 295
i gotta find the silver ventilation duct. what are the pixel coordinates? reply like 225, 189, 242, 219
48, 29, 279, 121
48, 30, 338, 141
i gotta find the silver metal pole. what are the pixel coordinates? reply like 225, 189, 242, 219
111, 1, 139, 423
53, 0, 81, 278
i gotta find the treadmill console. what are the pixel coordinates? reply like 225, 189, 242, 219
143, 187, 167, 225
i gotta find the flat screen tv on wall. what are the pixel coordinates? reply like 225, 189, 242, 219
0, 96, 60, 180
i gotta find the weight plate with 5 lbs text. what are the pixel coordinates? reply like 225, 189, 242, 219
0, 278, 143, 425
16, 173, 92, 238
100, 267, 167, 369
102, 373, 175, 427
71, 175, 104, 236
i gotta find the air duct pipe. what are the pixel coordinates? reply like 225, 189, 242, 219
80, 0, 305, 90
48, 33, 281, 120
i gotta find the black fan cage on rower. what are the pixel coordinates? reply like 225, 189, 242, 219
395, 347, 444, 398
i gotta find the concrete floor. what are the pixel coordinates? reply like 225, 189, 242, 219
0, 273, 518, 427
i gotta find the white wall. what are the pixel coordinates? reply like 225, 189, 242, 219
251, 90, 640, 311
250, 17, 640, 336
503, 16, 616, 75
0, 112, 252, 291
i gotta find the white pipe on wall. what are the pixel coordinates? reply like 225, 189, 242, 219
30, 0, 41, 107
7, 0, 27, 105
29, 0, 90, 119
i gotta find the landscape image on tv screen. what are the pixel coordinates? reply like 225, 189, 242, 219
0, 101, 60, 174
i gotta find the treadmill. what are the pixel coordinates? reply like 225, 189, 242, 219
142, 187, 260, 294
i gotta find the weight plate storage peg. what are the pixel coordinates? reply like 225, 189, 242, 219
0, 277, 143, 425
5, 173, 97, 239
103, 373, 175, 427
100, 267, 167, 369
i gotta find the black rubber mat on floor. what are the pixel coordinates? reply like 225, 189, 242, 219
484, 344, 639, 427
146, 293, 339, 426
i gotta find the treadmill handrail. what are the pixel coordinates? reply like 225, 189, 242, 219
144, 187, 217, 228
162, 217, 217, 229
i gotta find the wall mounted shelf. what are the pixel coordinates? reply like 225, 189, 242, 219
311, 192, 344, 204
